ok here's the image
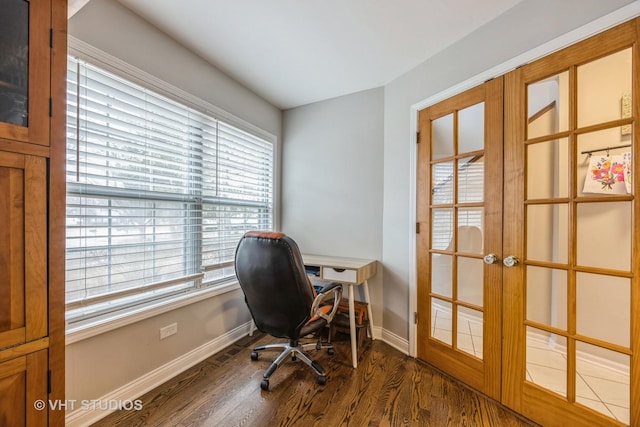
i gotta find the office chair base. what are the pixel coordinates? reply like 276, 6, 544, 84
251, 339, 333, 390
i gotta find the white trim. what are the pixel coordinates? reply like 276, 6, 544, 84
66, 282, 241, 344
65, 321, 254, 427
408, 4, 640, 354
371, 324, 383, 341
381, 327, 410, 355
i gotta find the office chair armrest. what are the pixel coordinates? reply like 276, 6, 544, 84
310, 282, 343, 323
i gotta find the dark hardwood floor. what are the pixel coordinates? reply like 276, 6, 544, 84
92, 332, 537, 426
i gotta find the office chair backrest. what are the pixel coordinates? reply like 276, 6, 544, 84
235, 231, 315, 339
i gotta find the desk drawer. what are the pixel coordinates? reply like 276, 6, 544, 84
323, 267, 357, 283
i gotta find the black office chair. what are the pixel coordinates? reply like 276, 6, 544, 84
234, 231, 343, 390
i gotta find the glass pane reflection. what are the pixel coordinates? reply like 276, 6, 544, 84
431, 253, 452, 298
431, 298, 452, 346
458, 102, 484, 154
526, 204, 568, 264
432, 161, 454, 205
527, 72, 568, 139
457, 306, 483, 359
576, 202, 631, 271
458, 156, 484, 203
457, 209, 483, 254
576, 272, 630, 348
431, 208, 453, 250
432, 114, 454, 160
577, 48, 632, 128
527, 138, 568, 199
577, 128, 632, 198
0, 0, 29, 127
575, 341, 630, 425
526, 327, 567, 397
457, 257, 483, 306
526, 266, 567, 330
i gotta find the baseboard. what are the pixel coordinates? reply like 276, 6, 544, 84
380, 327, 410, 355
65, 321, 254, 427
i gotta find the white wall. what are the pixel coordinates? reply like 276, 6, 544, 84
66, 0, 282, 413
281, 88, 384, 323
382, 0, 637, 339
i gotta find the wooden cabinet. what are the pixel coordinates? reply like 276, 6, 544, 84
0, 0, 67, 425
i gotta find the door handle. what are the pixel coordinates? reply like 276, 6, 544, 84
503, 255, 520, 267
483, 253, 499, 265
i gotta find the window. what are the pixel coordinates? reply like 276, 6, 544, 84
65, 57, 274, 322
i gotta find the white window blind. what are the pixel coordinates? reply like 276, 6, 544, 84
65, 57, 273, 317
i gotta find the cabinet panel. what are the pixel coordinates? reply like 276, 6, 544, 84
0, 152, 47, 350
0, 357, 27, 426
0, 350, 48, 426
0, 153, 25, 346
24, 155, 47, 341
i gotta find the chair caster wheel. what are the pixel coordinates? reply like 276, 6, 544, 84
251, 351, 259, 361
316, 341, 322, 350
260, 379, 269, 390
317, 375, 326, 385
327, 348, 335, 355
291, 354, 297, 361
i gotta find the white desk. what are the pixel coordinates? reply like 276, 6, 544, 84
302, 254, 377, 369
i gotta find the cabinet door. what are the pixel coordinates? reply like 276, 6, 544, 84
0, 151, 47, 350
0, 350, 48, 426
0, 0, 51, 146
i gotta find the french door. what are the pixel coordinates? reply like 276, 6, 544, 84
502, 19, 638, 426
416, 78, 503, 400
417, 18, 639, 426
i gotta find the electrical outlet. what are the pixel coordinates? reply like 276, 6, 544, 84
160, 323, 178, 339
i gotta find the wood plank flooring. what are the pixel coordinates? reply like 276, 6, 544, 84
92, 333, 537, 426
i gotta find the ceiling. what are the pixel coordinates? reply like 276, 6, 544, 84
71, 0, 525, 110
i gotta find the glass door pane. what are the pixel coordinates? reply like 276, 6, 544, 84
577, 48, 632, 128
527, 71, 569, 139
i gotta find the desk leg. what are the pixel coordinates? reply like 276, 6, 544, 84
363, 279, 374, 340
348, 284, 358, 369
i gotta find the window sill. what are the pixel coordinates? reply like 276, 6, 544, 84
65, 281, 241, 345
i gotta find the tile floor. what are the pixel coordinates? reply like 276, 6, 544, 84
431, 305, 630, 425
